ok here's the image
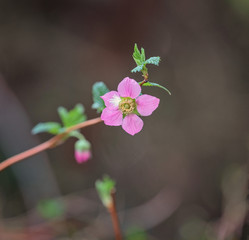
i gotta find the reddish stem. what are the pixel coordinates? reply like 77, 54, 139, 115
108, 189, 123, 240
139, 73, 149, 86
0, 117, 103, 171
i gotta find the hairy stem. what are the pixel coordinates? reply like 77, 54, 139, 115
0, 117, 103, 171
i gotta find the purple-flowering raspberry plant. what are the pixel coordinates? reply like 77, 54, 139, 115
0, 43, 171, 170
101, 77, 160, 135
0, 43, 171, 240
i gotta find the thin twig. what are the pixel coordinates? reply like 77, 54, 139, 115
139, 73, 149, 86
0, 117, 103, 171
108, 189, 123, 240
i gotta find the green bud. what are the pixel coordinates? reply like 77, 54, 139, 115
75, 139, 91, 151
95, 175, 116, 208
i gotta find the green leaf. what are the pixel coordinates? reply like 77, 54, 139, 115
32, 122, 62, 135
145, 56, 160, 66
132, 44, 161, 76
37, 199, 64, 220
58, 104, 86, 128
142, 81, 171, 95
141, 48, 146, 62
67, 104, 86, 126
95, 175, 115, 208
131, 65, 144, 73
131, 45, 148, 73
57, 106, 68, 127
133, 43, 142, 66
92, 82, 109, 113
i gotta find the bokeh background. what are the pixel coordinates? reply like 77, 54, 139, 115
0, 0, 248, 239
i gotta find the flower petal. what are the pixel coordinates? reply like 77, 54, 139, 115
101, 91, 121, 110
101, 108, 123, 126
117, 77, 141, 99
136, 94, 160, 116
75, 150, 91, 164
122, 114, 143, 135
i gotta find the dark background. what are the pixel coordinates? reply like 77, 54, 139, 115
0, 0, 248, 239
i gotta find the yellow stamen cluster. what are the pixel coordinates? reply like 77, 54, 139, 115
119, 98, 136, 114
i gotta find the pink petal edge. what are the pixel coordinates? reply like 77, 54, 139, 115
101, 91, 121, 110
122, 114, 143, 136
101, 108, 123, 126
117, 77, 141, 99
136, 94, 160, 116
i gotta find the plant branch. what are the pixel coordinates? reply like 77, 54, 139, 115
139, 73, 149, 86
0, 117, 103, 171
108, 189, 123, 240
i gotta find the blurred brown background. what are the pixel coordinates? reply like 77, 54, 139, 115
0, 0, 248, 239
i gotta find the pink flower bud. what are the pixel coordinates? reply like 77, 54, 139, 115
74, 150, 91, 164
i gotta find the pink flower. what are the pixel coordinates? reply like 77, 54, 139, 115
101, 77, 160, 135
75, 150, 91, 164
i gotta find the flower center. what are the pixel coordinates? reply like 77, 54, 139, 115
119, 98, 136, 114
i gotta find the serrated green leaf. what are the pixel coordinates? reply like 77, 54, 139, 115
145, 56, 160, 66
132, 44, 161, 76
141, 48, 146, 62
32, 122, 62, 135
132, 43, 147, 67
92, 82, 109, 113
95, 175, 115, 208
131, 65, 144, 73
58, 104, 86, 128
133, 43, 142, 66
142, 81, 171, 95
